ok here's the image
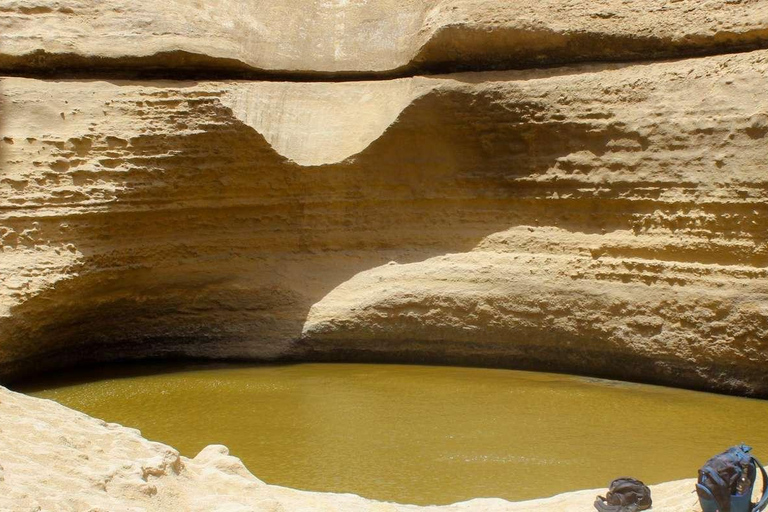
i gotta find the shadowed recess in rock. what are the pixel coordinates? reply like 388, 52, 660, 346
3, 0, 768, 77
1, 50, 768, 395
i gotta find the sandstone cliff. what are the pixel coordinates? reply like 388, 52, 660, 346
0, 384, 699, 511
2, 0, 768, 76
3, 1, 768, 510
3, 48, 768, 394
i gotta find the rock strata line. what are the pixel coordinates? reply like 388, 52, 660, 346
2, 0, 768, 77
2, 49, 768, 395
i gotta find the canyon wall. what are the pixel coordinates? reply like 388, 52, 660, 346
2, 1, 768, 396
3, 0, 768, 76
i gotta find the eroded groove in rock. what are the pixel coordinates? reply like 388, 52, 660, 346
2, 0, 768, 77
1, 49, 768, 394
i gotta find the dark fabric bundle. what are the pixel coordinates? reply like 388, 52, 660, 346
594, 477, 652, 512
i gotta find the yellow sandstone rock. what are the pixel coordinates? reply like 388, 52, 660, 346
2, 49, 768, 394
2, 2, 768, 510
1, 0, 768, 75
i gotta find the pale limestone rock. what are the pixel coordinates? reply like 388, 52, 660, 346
0, 385, 701, 511
2, 0, 768, 75
2, 49, 768, 394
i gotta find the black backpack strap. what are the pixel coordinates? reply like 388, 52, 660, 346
594, 496, 619, 512
594, 496, 637, 512
702, 466, 728, 489
753, 456, 768, 512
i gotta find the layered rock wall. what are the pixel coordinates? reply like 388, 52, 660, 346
2, 1, 768, 396
2, 0, 768, 76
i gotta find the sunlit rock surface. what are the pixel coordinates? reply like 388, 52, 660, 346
2, 0, 768, 76
2, 1, 768, 510
2, 49, 768, 394
0, 385, 698, 511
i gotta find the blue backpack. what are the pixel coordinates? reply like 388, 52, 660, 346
697, 444, 768, 512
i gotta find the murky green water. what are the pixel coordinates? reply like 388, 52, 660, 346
17, 363, 768, 505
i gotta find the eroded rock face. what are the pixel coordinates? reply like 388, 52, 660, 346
2, 0, 768, 76
2, 2, 768, 510
0, 384, 698, 511
2, 48, 768, 394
